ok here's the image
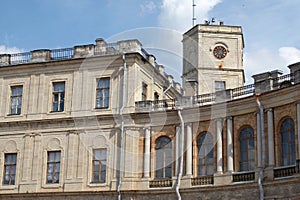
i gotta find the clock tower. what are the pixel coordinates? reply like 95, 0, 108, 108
182, 22, 245, 96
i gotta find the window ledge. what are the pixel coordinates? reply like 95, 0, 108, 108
0, 185, 17, 190
48, 111, 67, 115
42, 183, 61, 189
87, 182, 108, 187
5, 114, 23, 118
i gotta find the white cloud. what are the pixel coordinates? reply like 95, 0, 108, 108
244, 48, 291, 84
140, 1, 157, 14
158, 0, 222, 32
279, 47, 300, 66
0, 45, 23, 54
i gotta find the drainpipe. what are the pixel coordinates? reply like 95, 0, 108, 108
176, 109, 184, 200
256, 95, 265, 200
117, 53, 127, 200
162, 82, 173, 99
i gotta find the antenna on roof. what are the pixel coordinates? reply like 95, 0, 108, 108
192, 0, 196, 26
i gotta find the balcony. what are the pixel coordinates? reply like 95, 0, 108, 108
191, 176, 214, 186
232, 171, 255, 182
149, 179, 173, 188
274, 165, 297, 178
135, 72, 295, 112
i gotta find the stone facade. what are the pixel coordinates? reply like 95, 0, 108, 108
0, 24, 299, 200
182, 23, 244, 96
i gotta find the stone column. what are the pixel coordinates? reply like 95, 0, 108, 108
32, 133, 42, 182
143, 128, 151, 178
66, 130, 78, 180
216, 119, 223, 173
256, 112, 262, 167
175, 126, 180, 175
297, 103, 300, 159
22, 134, 34, 181
227, 117, 233, 172
267, 109, 275, 166
186, 123, 192, 176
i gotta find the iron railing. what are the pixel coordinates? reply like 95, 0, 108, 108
272, 73, 294, 88
51, 47, 74, 60
10, 52, 32, 65
135, 72, 295, 112
232, 84, 255, 98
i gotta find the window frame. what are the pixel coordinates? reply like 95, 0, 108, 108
46, 151, 61, 184
142, 82, 148, 101
52, 82, 65, 112
92, 148, 107, 183
197, 132, 214, 176
280, 118, 296, 166
155, 136, 173, 179
95, 78, 110, 109
9, 85, 23, 115
3, 153, 17, 185
215, 81, 226, 92
239, 126, 255, 172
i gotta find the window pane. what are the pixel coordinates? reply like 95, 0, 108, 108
280, 118, 296, 166
3, 153, 17, 185
92, 149, 107, 183
239, 127, 255, 172
197, 133, 214, 176
47, 151, 60, 184
155, 136, 172, 178
96, 78, 110, 108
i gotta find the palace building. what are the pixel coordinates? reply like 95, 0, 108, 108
0, 23, 299, 199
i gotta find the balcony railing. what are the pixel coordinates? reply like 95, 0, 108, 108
135, 72, 295, 112
51, 47, 74, 60
10, 52, 32, 65
149, 179, 172, 188
274, 165, 296, 178
1, 41, 151, 66
191, 176, 214, 186
135, 99, 176, 112
272, 73, 294, 88
232, 171, 255, 182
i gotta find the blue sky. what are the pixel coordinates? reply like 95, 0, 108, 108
1, 0, 299, 83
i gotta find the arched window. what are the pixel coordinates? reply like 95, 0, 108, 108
155, 136, 172, 179
197, 132, 214, 176
280, 118, 296, 166
239, 127, 255, 171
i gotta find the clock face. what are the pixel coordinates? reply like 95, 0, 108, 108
213, 46, 227, 59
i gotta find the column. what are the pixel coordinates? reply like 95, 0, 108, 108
66, 130, 77, 180
22, 134, 33, 181
31, 133, 42, 182
227, 117, 233, 172
186, 123, 192, 176
143, 128, 151, 178
216, 119, 223, 173
267, 109, 275, 166
297, 103, 300, 159
257, 112, 262, 167
175, 126, 180, 175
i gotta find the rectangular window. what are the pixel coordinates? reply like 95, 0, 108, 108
96, 78, 110, 109
142, 82, 148, 101
215, 81, 226, 91
52, 82, 65, 112
3, 153, 17, 185
10, 86, 23, 115
47, 151, 61, 184
92, 149, 107, 183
